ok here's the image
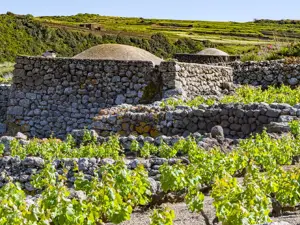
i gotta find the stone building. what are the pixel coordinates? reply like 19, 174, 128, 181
174, 48, 240, 64
0, 44, 232, 137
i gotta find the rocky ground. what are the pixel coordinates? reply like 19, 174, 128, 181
115, 197, 300, 225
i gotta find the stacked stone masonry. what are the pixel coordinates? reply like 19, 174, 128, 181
0, 85, 10, 123
230, 59, 300, 86
4, 56, 232, 137
7, 56, 160, 137
160, 61, 232, 98
3, 56, 300, 138
0, 156, 183, 190
174, 54, 240, 64
0, 84, 10, 134
92, 103, 300, 138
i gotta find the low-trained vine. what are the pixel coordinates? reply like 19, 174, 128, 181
1, 125, 300, 224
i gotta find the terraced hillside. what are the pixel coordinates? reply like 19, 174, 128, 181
37, 14, 300, 55
2, 12, 300, 65
0, 13, 203, 63
37, 14, 300, 43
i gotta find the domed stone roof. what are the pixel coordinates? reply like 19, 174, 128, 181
73, 44, 163, 65
197, 48, 229, 56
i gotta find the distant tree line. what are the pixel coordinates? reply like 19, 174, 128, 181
254, 19, 300, 25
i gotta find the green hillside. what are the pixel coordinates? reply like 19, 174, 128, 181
1, 12, 300, 64
37, 14, 300, 42
37, 14, 300, 54
0, 13, 204, 63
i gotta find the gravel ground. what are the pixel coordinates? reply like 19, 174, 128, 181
114, 197, 300, 225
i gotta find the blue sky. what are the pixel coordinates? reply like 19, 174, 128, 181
1, 0, 299, 22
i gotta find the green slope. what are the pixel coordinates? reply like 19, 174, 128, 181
0, 13, 205, 63
1, 12, 300, 64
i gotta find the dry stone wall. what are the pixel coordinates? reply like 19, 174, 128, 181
0, 155, 185, 190
0, 85, 10, 123
5, 57, 232, 138
3, 56, 300, 138
7, 56, 157, 138
174, 54, 240, 64
0, 84, 10, 134
160, 61, 233, 98
91, 103, 300, 138
230, 60, 300, 86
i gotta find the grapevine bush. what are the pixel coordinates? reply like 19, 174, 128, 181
158, 130, 300, 224
161, 85, 300, 108
0, 161, 151, 225
150, 207, 175, 225
1, 127, 300, 224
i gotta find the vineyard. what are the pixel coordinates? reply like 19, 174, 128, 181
1, 11, 300, 225
1, 59, 300, 225
161, 85, 300, 108
0, 121, 300, 224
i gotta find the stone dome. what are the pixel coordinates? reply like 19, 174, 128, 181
73, 44, 163, 65
197, 48, 229, 56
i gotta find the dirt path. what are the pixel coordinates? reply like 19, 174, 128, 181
114, 197, 300, 225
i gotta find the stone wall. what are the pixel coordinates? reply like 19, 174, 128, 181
174, 54, 240, 64
91, 103, 299, 138
0, 84, 10, 123
0, 156, 183, 190
5, 57, 233, 138
7, 56, 158, 138
231, 60, 300, 86
0, 84, 10, 134
160, 61, 233, 98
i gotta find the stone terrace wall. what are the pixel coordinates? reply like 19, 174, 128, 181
7, 56, 158, 138
160, 62, 232, 98
0, 156, 183, 190
0, 84, 10, 134
174, 54, 240, 64
91, 103, 300, 138
231, 60, 300, 86
0, 84, 10, 123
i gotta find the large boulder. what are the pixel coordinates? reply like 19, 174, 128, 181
211, 125, 224, 139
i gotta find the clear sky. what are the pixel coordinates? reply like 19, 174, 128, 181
1, 0, 299, 22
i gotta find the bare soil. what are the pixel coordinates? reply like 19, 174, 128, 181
112, 197, 300, 225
